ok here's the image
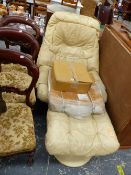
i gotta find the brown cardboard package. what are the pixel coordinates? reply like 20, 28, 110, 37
48, 70, 105, 118
100, 23, 131, 148
53, 60, 93, 93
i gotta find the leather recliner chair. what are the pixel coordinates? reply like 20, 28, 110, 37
37, 12, 120, 167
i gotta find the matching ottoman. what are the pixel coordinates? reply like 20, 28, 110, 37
45, 110, 119, 167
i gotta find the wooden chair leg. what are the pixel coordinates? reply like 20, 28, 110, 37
27, 150, 35, 166
5, 40, 9, 49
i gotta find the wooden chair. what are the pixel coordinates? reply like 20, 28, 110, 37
46, 0, 80, 26
34, 0, 50, 6
34, 0, 50, 4
117, 0, 131, 21
33, 1, 47, 17
80, 0, 97, 17
0, 16, 44, 45
7, 0, 27, 11
0, 16, 40, 40
0, 48, 39, 163
0, 27, 40, 61
61, 0, 78, 9
0, 28, 39, 105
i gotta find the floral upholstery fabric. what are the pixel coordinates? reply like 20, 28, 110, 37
1, 63, 28, 74
0, 70, 32, 91
2, 89, 36, 105
1, 61, 36, 104
0, 103, 36, 156
1, 54, 33, 73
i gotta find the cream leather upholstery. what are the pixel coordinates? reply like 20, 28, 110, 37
45, 110, 119, 167
37, 12, 119, 167
37, 12, 102, 102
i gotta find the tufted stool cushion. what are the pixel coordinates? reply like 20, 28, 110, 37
45, 110, 120, 167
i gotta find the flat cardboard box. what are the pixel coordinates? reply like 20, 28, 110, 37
53, 60, 93, 93
48, 70, 105, 117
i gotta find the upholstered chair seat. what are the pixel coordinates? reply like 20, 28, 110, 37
2, 89, 36, 105
0, 49, 39, 159
1, 63, 29, 74
0, 103, 36, 156
0, 71, 32, 91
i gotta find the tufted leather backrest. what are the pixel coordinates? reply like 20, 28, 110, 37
37, 12, 100, 72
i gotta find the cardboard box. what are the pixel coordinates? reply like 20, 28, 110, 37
48, 70, 105, 118
53, 60, 93, 93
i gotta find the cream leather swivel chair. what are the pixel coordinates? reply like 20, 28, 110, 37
37, 12, 106, 102
37, 12, 119, 167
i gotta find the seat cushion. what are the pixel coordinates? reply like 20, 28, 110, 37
0, 70, 32, 91
2, 89, 36, 105
1, 63, 28, 74
45, 110, 120, 167
0, 103, 36, 156
37, 12, 100, 102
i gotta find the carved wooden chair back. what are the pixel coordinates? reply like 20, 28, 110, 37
0, 28, 40, 62
0, 49, 39, 107
61, 0, 78, 9
0, 16, 40, 40
7, 0, 27, 11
